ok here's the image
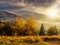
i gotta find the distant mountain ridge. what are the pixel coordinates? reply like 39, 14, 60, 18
16, 11, 47, 20
0, 11, 20, 21
0, 10, 47, 22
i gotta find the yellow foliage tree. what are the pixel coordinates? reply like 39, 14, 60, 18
14, 17, 25, 36
26, 17, 36, 35
14, 18, 25, 28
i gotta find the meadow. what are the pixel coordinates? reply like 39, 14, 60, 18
0, 36, 60, 45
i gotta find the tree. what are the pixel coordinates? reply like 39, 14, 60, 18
39, 24, 45, 36
48, 26, 58, 36
1, 22, 14, 36
26, 17, 37, 35
0, 23, 4, 36
14, 17, 25, 36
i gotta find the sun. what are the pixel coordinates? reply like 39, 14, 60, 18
47, 8, 58, 18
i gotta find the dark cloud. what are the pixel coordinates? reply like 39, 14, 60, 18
24, 0, 56, 3
24, 0, 56, 7
5, 0, 56, 6
0, 2, 25, 10
0, 0, 56, 11
0, 0, 56, 7
0, 0, 56, 4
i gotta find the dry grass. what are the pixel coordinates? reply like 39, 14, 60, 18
0, 36, 60, 45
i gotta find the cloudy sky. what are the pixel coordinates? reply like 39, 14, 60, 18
0, 0, 60, 29
0, 0, 58, 15
0, 0, 58, 14
0, 0, 56, 10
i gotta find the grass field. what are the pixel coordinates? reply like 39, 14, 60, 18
0, 36, 60, 45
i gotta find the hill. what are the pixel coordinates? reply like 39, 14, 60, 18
0, 11, 20, 21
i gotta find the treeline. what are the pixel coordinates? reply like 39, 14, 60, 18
0, 17, 59, 36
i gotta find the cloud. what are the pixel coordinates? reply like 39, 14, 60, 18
0, 0, 56, 7
0, 1, 25, 10
24, 0, 56, 6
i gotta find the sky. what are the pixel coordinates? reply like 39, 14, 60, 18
0, 0, 60, 29
0, 0, 58, 16
0, 0, 56, 10
0, 0, 58, 14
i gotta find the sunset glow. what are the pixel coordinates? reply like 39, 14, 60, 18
46, 8, 58, 18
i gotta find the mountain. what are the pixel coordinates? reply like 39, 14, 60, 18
0, 11, 20, 21
0, 10, 47, 22
16, 11, 47, 20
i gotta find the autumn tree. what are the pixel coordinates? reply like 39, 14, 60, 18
48, 26, 58, 36
25, 17, 37, 35
14, 17, 25, 36
39, 24, 45, 36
